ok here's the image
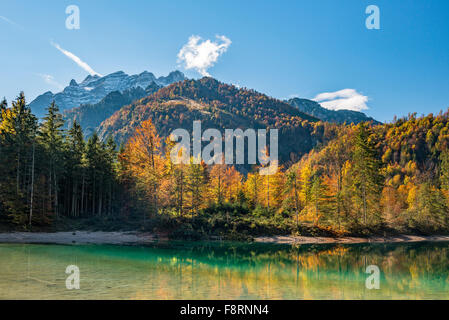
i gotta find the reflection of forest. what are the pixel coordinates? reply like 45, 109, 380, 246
0, 242, 448, 299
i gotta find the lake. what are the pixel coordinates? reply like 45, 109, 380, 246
0, 241, 448, 299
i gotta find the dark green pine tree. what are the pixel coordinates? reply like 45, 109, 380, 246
352, 123, 384, 226
38, 101, 65, 217
65, 120, 86, 217
116, 142, 134, 218
103, 136, 117, 216
85, 132, 101, 216
0, 92, 38, 224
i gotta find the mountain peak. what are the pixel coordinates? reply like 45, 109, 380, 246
83, 74, 100, 82
29, 70, 188, 118
168, 70, 183, 76
155, 70, 186, 86
287, 97, 380, 124
108, 71, 127, 76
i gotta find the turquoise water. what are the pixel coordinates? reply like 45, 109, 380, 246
0, 241, 448, 299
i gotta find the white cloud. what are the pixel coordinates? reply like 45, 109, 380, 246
177, 35, 231, 77
37, 74, 64, 91
51, 41, 102, 77
313, 89, 369, 111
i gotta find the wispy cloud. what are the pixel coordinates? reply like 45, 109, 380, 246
177, 35, 231, 77
0, 15, 24, 29
37, 74, 64, 91
313, 89, 369, 111
51, 41, 102, 76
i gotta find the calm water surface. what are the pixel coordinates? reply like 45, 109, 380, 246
0, 241, 448, 299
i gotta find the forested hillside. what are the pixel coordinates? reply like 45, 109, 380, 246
289, 113, 449, 234
98, 77, 330, 165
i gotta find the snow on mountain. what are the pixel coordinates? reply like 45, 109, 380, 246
29, 70, 186, 118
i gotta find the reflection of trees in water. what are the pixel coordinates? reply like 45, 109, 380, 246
1, 242, 449, 299
128, 242, 449, 299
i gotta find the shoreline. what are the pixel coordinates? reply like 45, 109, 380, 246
0, 231, 449, 245
255, 234, 449, 245
0, 231, 158, 245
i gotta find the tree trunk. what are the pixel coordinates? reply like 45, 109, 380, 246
54, 169, 58, 217
48, 164, 52, 213
180, 170, 184, 216
363, 184, 367, 225
266, 175, 270, 209
98, 187, 102, 216
92, 174, 96, 216
81, 171, 85, 216
29, 143, 35, 226
109, 181, 112, 216
16, 151, 20, 194
294, 176, 299, 228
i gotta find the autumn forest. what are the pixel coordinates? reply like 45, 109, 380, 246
1, 86, 449, 239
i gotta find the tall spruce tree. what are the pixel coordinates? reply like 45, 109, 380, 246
284, 170, 300, 227
85, 132, 101, 216
104, 136, 117, 216
38, 101, 65, 217
352, 123, 383, 226
66, 120, 85, 217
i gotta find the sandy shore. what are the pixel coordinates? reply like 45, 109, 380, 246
0, 231, 449, 245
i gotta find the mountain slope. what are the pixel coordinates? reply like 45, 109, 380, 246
98, 77, 331, 164
63, 82, 162, 137
287, 97, 380, 125
29, 70, 186, 118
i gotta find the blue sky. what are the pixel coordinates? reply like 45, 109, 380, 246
1, 0, 448, 122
